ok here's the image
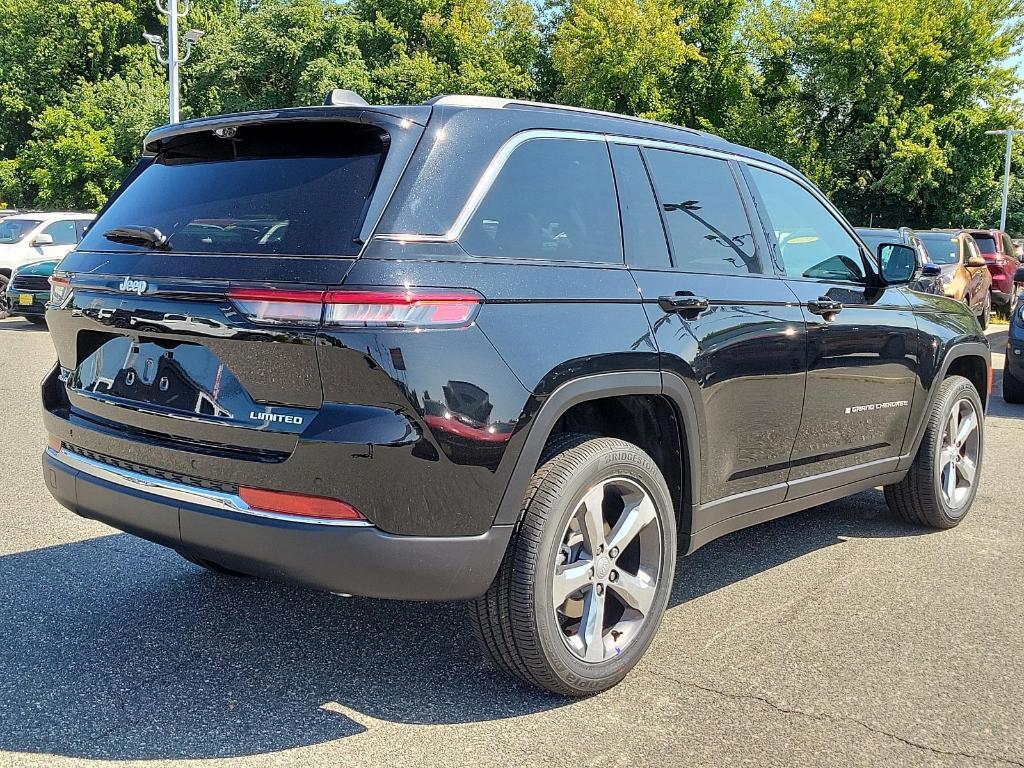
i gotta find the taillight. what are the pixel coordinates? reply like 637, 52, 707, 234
239, 486, 366, 521
49, 275, 72, 305
226, 287, 325, 325
323, 288, 482, 328
228, 286, 483, 329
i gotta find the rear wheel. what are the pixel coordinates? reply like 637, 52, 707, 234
884, 375, 983, 529
27, 316, 46, 326
471, 435, 676, 696
1004, 357, 1024, 404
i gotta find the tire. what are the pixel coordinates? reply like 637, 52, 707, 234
177, 549, 253, 578
978, 292, 991, 330
471, 435, 677, 696
1004, 357, 1024, 404
884, 375, 984, 529
27, 316, 47, 326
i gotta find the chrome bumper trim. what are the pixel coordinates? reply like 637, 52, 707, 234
46, 447, 372, 527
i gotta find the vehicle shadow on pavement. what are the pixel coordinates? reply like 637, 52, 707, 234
669, 489, 930, 607
0, 534, 566, 760
0, 492, 943, 760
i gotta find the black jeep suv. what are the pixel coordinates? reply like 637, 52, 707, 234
41, 94, 990, 696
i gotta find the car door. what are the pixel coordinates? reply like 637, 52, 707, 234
34, 219, 80, 261
744, 164, 919, 496
612, 142, 807, 524
963, 236, 988, 313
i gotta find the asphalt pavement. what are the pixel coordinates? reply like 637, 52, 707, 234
1, 316, 1022, 767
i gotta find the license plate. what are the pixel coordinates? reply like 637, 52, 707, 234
18, 294, 32, 306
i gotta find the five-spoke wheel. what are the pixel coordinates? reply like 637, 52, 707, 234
471, 435, 676, 696
553, 477, 663, 663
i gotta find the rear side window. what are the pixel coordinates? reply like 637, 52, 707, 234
78, 123, 385, 256
459, 138, 622, 263
643, 149, 760, 275
610, 143, 670, 269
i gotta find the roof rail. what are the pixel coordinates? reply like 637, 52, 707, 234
427, 95, 704, 136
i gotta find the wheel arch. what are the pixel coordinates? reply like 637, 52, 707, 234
900, 342, 991, 466
493, 371, 703, 549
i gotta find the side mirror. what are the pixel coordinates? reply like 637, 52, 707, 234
31, 233, 53, 247
967, 255, 987, 268
1015, 265, 1024, 284
878, 243, 920, 285
921, 262, 942, 278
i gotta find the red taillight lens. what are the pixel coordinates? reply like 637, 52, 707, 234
323, 288, 482, 328
228, 286, 483, 328
49, 275, 71, 305
239, 486, 365, 521
227, 287, 325, 325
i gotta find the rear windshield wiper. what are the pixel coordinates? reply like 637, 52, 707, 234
104, 225, 170, 250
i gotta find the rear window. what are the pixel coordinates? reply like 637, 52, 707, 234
79, 123, 386, 257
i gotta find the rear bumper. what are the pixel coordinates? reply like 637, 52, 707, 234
43, 447, 511, 601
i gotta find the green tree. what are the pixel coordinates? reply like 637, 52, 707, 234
187, 0, 371, 115
741, 0, 1024, 228
354, 0, 541, 102
549, 0, 701, 119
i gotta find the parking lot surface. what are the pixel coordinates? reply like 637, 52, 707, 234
1, 316, 1022, 768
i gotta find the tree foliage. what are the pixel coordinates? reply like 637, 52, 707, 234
0, 0, 1023, 233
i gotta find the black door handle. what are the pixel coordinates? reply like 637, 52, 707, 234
807, 297, 843, 317
658, 295, 711, 316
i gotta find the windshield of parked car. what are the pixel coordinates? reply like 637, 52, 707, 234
972, 234, 997, 254
856, 231, 900, 254
0, 219, 41, 244
78, 122, 385, 257
917, 234, 960, 265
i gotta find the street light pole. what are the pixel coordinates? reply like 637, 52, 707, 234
986, 128, 1024, 232
145, 0, 203, 124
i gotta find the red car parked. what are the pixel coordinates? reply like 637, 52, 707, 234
967, 229, 1021, 310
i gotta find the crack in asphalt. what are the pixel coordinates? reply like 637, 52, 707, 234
655, 674, 1024, 768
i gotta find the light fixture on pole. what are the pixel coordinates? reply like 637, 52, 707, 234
144, 0, 202, 124
985, 128, 1024, 232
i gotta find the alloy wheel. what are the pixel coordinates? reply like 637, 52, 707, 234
938, 397, 981, 513
552, 477, 663, 663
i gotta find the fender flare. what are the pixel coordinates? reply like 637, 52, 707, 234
899, 340, 991, 468
492, 371, 703, 536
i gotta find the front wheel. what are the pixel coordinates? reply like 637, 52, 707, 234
884, 375, 983, 529
471, 435, 676, 696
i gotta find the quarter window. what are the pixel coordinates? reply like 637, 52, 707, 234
750, 167, 865, 283
460, 138, 622, 263
643, 148, 760, 275
610, 144, 670, 269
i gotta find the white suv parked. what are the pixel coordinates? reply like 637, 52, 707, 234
0, 212, 95, 317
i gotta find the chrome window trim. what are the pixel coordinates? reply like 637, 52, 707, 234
47, 447, 372, 527
373, 128, 870, 271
